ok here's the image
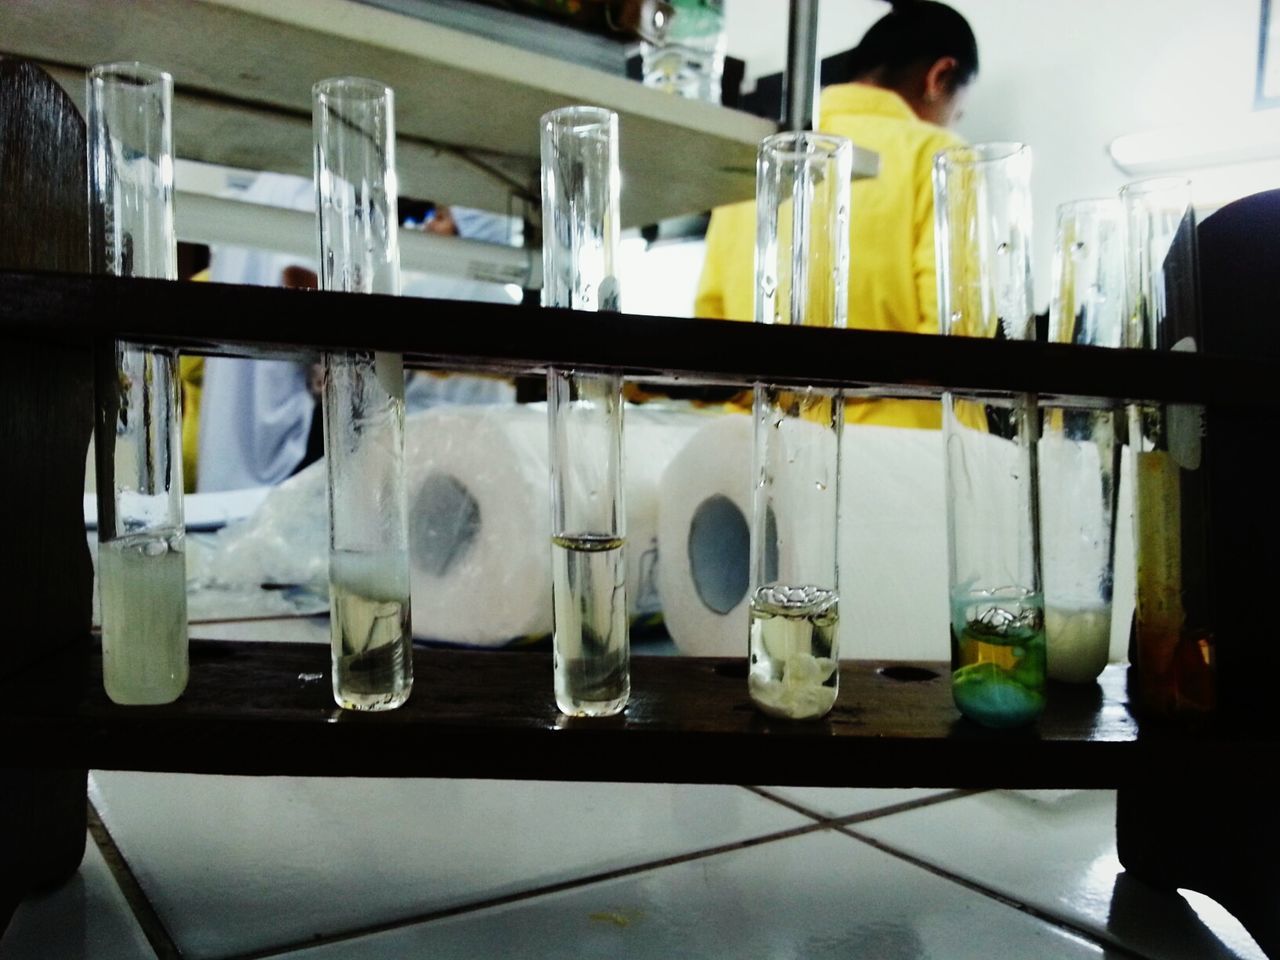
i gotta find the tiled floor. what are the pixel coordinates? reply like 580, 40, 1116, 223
2, 782, 1268, 960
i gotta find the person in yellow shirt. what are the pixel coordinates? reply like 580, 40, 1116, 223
696, 1, 979, 428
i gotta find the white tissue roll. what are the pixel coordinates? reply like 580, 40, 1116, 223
622, 405, 711, 624
764, 415, 840, 589
403, 404, 706, 647
657, 413, 754, 657
658, 416, 951, 660
404, 406, 551, 646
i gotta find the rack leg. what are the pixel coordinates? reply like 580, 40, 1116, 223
1, 58, 95, 907
1117, 785, 1278, 957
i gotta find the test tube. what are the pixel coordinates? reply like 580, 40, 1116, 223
540, 106, 628, 717
1122, 176, 1215, 719
313, 77, 413, 711
88, 62, 188, 705
748, 131, 851, 721
1040, 198, 1126, 683
934, 141, 1045, 728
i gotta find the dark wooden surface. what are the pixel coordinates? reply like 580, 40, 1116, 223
2, 639, 1268, 788
1, 270, 1277, 407
0, 57, 91, 901
1106, 190, 1280, 960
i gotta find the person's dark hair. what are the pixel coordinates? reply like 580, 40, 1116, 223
845, 1, 978, 91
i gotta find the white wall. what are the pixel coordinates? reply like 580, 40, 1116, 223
702, 0, 1275, 315
947, 0, 1267, 306
618, 236, 707, 317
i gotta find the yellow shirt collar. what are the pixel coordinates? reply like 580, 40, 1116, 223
819, 83, 916, 124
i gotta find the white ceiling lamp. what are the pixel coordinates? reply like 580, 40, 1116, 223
1109, 112, 1280, 211
1108, 110, 1280, 175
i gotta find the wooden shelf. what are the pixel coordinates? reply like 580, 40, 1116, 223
6, 638, 1264, 787
2, 271, 1276, 407
4, 0, 876, 225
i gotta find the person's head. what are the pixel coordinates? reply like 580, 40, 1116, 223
846, 1, 978, 127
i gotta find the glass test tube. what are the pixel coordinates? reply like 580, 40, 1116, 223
934, 141, 1045, 728
313, 77, 413, 711
1122, 176, 1215, 719
1040, 198, 1126, 683
540, 106, 628, 718
748, 131, 851, 721
88, 62, 188, 705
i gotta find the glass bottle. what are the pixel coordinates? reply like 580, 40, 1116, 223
640, 0, 727, 103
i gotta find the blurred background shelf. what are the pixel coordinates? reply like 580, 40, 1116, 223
4, 0, 877, 226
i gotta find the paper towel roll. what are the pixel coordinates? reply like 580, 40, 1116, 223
404, 403, 705, 646
621, 405, 711, 624
657, 415, 951, 660
657, 413, 754, 657
404, 405, 552, 646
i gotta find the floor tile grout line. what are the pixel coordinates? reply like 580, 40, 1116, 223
86, 799, 185, 960
742, 786, 831, 822
836, 824, 1153, 960
220, 821, 837, 960
745, 786, 986, 826
827, 789, 986, 827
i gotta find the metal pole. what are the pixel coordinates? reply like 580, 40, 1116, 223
783, 0, 820, 131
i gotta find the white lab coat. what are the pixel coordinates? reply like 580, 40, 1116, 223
196, 173, 316, 492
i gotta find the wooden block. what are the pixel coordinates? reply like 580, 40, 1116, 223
0, 56, 92, 900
